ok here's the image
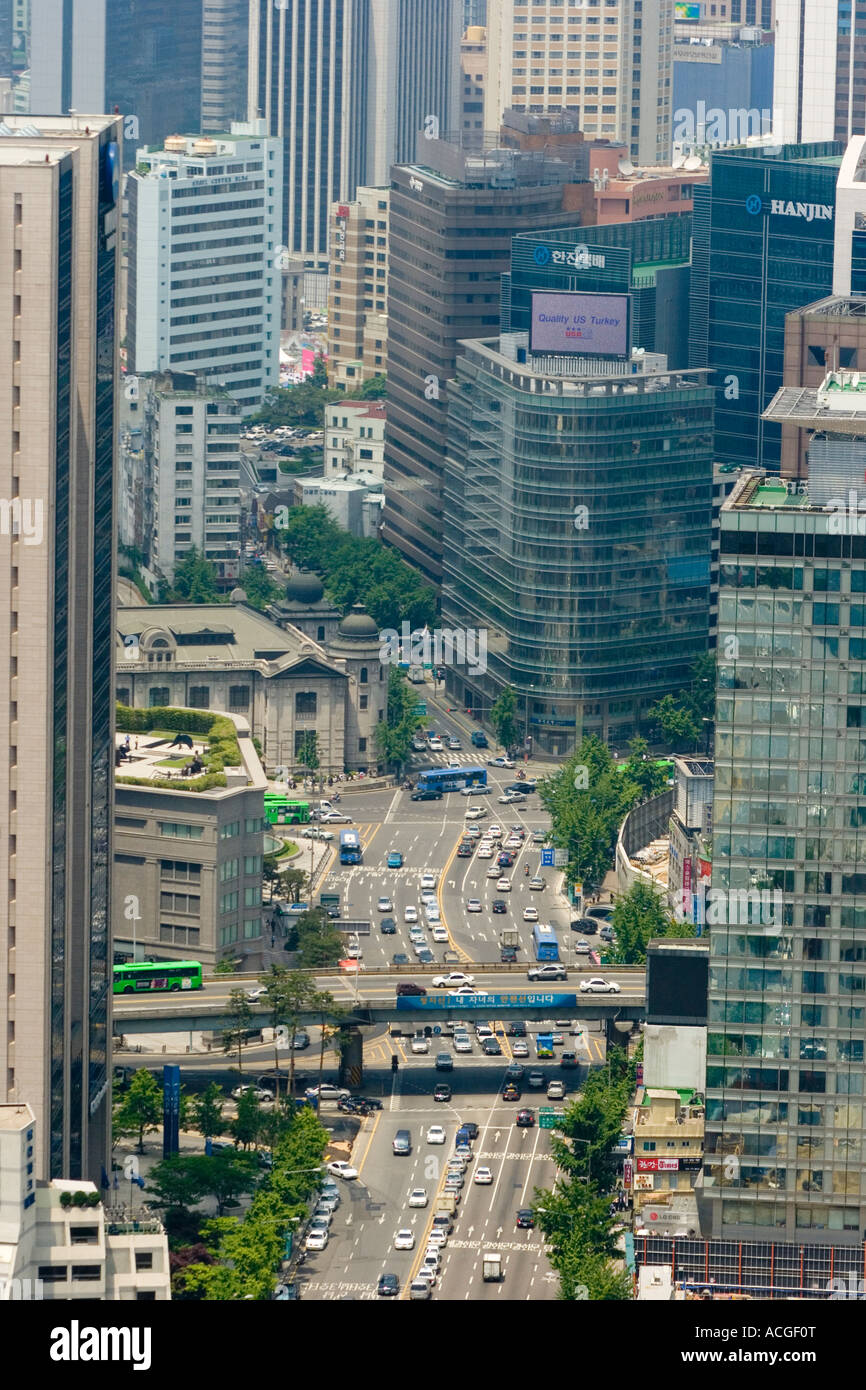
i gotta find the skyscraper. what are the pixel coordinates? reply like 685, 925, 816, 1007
382, 135, 588, 582
485, 0, 674, 167
127, 121, 282, 414
247, 0, 460, 277
703, 394, 866, 1241
0, 113, 121, 1183
775, 0, 866, 145
441, 338, 714, 752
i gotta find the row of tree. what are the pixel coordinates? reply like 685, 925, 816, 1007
534, 1047, 638, 1300
253, 364, 386, 430
272, 504, 436, 630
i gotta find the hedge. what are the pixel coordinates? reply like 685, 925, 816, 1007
115, 705, 242, 793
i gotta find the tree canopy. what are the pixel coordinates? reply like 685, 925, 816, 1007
375, 667, 423, 774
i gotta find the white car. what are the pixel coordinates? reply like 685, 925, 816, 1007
232, 1083, 272, 1101
498, 792, 525, 804
474, 1166, 494, 1185
547, 1080, 566, 1100
409, 927, 426, 943
426, 1125, 447, 1144
420, 892, 437, 905
377, 897, 393, 912
305, 1229, 329, 1251
505, 837, 523, 850
327, 1160, 358, 1180
579, 977, 621, 994
299, 827, 336, 841
411, 1036, 430, 1054
464, 807, 487, 820
477, 846, 494, 859
464, 826, 482, 839
432, 971, 475, 988
486, 864, 501, 879
488, 824, 503, 838
450, 986, 484, 998
475, 1023, 494, 1040
404, 906, 418, 924
394, 1229, 416, 1251
428, 737, 444, 750
467, 898, 483, 913
426, 1227, 448, 1247
424, 904, 441, 923
523, 907, 539, 922
453, 1033, 472, 1053
318, 810, 352, 824
345, 940, 362, 958
496, 878, 512, 892
432, 926, 449, 943
422, 1249, 442, 1271
421, 873, 437, 891
487, 756, 516, 769
408, 1188, 429, 1208
245, 986, 268, 1002
512, 1039, 529, 1057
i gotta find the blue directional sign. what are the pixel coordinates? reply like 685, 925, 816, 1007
396, 993, 577, 1010
540, 847, 555, 868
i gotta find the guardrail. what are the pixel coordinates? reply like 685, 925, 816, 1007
191, 962, 648, 986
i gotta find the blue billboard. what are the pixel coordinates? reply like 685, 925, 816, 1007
396, 993, 577, 1010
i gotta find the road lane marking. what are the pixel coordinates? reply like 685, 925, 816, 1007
354, 1108, 382, 1180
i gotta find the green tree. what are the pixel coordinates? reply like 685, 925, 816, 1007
208, 1149, 259, 1213
240, 565, 281, 612
190, 1083, 225, 1147
622, 736, 669, 801
490, 687, 519, 751
222, 990, 253, 1073
114, 1068, 163, 1154
215, 956, 237, 975
159, 547, 223, 604
647, 692, 700, 748
296, 732, 319, 781
146, 1154, 211, 1214
230, 1088, 262, 1150
295, 909, 343, 969
609, 879, 682, 965
259, 966, 316, 1096
311, 355, 329, 387
375, 666, 422, 775
280, 867, 308, 904
309, 989, 346, 1100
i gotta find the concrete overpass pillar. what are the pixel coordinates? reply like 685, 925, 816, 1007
339, 1026, 363, 1089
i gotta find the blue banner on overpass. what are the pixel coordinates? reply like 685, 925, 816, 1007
397, 993, 577, 1010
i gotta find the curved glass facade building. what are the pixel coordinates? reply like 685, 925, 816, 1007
441, 335, 714, 755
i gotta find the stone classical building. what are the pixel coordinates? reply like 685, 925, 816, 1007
115, 580, 387, 777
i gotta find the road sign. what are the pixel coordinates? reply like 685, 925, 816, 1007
338, 920, 371, 935
414, 702, 427, 716
539, 1107, 565, 1130
433, 1025, 441, 1034
396, 992, 577, 1010
541, 847, 555, 868
554, 848, 568, 868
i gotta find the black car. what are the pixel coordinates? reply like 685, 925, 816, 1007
500, 945, 518, 963
417, 948, 435, 964
457, 1121, 479, 1141
396, 981, 427, 996
324, 906, 341, 919
378, 1273, 400, 1297
482, 1037, 502, 1056
380, 917, 397, 934
508, 1021, 527, 1037
516, 1208, 535, 1229
492, 899, 507, 914
571, 917, 598, 934
433, 1083, 452, 1102
457, 842, 474, 858
497, 852, 515, 868
516, 1109, 535, 1128
505, 781, 536, 794
392, 953, 410, 965
561, 1051, 578, 1069
502, 1082, 521, 1101
411, 788, 443, 801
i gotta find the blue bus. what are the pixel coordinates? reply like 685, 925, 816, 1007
339, 829, 362, 865
532, 922, 560, 962
416, 765, 487, 794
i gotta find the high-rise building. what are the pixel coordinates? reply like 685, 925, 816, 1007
779, 295, 866, 480
464, 0, 486, 25
774, 0, 866, 145
200, 0, 248, 134
247, 0, 460, 279
327, 187, 389, 390
142, 375, 243, 588
460, 23, 487, 138
126, 121, 282, 414
382, 135, 589, 582
441, 337, 714, 753
29, 0, 204, 162
703, 399, 866, 1241
689, 142, 844, 473
0, 113, 121, 1183
485, 0, 674, 167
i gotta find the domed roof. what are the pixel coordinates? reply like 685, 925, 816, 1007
337, 603, 379, 638
229, 586, 248, 603
284, 568, 324, 604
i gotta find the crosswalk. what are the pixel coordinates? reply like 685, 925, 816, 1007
410, 752, 488, 767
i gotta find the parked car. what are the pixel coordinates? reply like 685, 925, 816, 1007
327, 1160, 358, 1180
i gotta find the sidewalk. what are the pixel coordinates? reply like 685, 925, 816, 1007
423, 683, 552, 779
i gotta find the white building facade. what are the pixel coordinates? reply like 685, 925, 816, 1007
127, 120, 282, 414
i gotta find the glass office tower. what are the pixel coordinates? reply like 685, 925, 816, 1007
704, 440, 866, 1242
689, 142, 844, 474
441, 336, 714, 754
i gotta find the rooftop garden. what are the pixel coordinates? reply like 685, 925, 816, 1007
115, 705, 242, 793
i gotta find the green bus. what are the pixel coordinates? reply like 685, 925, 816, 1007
113, 961, 203, 994
264, 793, 310, 826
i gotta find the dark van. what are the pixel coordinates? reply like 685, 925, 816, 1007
396, 981, 427, 997
393, 1129, 412, 1156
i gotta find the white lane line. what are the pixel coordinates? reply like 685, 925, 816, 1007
519, 1123, 544, 1205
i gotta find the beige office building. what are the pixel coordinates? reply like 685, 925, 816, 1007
327, 187, 390, 391
0, 115, 121, 1186
485, 0, 674, 167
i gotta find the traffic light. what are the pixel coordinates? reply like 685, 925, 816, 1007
424, 1026, 433, 1038
391, 1054, 399, 1072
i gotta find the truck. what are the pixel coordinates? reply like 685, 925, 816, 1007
500, 928, 519, 962
435, 1193, 457, 1216
408, 665, 426, 683
482, 1251, 502, 1282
